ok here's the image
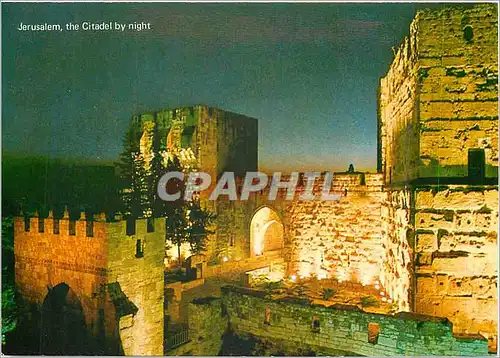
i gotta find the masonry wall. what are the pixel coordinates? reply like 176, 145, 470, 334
14, 215, 165, 355
380, 189, 414, 312
211, 172, 387, 288
220, 286, 488, 356
417, 4, 498, 179
414, 186, 498, 342
106, 218, 165, 356
14, 212, 108, 347
214, 108, 258, 177
378, 20, 420, 185
379, 4, 498, 183
132, 104, 258, 179
288, 173, 386, 285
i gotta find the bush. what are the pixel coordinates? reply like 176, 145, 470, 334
361, 295, 379, 307
322, 288, 336, 300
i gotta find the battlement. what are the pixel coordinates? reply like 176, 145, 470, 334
228, 172, 384, 201
13, 212, 166, 355
14, 210, 166, 241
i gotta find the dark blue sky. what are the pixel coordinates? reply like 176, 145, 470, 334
2, 2, 449, 172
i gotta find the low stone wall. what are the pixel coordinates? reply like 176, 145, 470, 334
167, 297, 228, 356
218, 285, 488, 356
203, 252, 285, 280
165, 279, 205, 322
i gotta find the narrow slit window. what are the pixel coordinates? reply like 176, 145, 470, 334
264, 308, 271, 325
136, 239, 144, 258
86, 220, 94, 237
69, 220, 76, 236
463, 25, 474, 42
38, 218, 44, 233
368, 322, 380, 344
24, 216, 30, 232
312, 316, 320, 332
468, 148, 485, 183
147, 217, 154, 233
53, 219, 60, 234
126, 218, 136, 236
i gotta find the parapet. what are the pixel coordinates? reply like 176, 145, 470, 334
14, 208, 166, 240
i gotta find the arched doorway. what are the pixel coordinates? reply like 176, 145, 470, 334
40, 283, 87, 355
250, 207, 284, 257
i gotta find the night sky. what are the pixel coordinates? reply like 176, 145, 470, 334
3, 2, 452, 172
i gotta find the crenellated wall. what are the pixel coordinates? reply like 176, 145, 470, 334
14, 213, 165, 355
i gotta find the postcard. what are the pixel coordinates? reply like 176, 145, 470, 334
1, 1, 498, 356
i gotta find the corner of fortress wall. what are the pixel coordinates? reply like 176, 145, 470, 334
378, 2, 498, 343
380, 3, 498, 184
13, 215, 165, 356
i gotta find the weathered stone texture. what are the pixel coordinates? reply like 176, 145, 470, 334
414, 186, 498, 339
211, 173, 387, 288
380, 189, 413, 312
288, 188, 385, 284
14, 215, 165, 355
216, 286, 488, 356
133, 104, 258, 187
379, 4, 498, 183
166, 297, 228, 356
106, 219, 165, 356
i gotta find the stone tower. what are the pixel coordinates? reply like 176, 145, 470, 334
14, 212, 165, 355
378, 3, 498, 350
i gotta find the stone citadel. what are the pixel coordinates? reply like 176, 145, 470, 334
13, 4, 498, 356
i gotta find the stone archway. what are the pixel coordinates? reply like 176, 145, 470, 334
250, 206, 284, 258
40, 283, 88, 355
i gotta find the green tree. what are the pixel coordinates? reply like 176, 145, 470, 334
162, 155, 188, 265
117, 123, 149, 219
117, 119, 216, 268
1, 217, 17, 345
186, 201, 216, 255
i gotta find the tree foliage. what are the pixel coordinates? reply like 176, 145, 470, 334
1, 217, 17, 345
117, 119, 216, 266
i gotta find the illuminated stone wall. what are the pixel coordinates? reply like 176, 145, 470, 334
14, 211, 108, 353
14, 214, 165, 355
417, 5, 498, 179
287, 174, 386, 285
378, 3, 498, 348
211, 173, 387, 288
378, 22, 420, 184
105, 218, 165, 356
379, 4, 498, 183
414, 186, 498, 344
193, 285, 488, 356
131, 105, 258, 262
380, 189, 414, 312
132, 105, 258, 182
167, 297, 228, 356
